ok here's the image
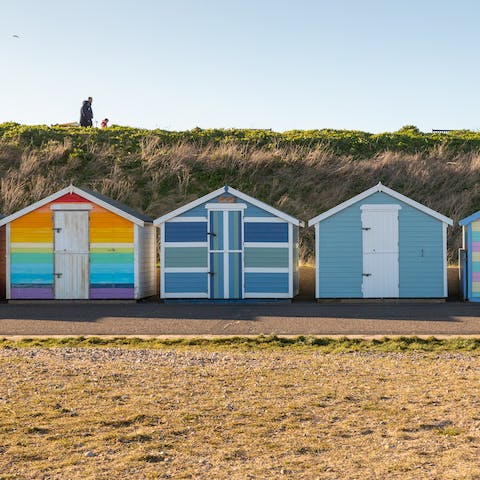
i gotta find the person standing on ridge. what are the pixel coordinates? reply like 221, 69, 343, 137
79, 97, 93, 127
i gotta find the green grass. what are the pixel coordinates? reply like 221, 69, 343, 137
2, 335, 480, 352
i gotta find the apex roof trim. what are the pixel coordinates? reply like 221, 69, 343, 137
154, 185, 304, 226
0, 185, 152, 227
307, 182, 453, 227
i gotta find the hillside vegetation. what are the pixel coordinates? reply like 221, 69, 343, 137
1, 123, 480, 261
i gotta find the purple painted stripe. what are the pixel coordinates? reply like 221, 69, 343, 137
472, 272, 480, 282
89, 288, 134, 299
473, 242, 480, 251
11, 287, 54, 300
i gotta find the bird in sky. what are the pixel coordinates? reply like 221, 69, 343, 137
12, 35, 20, 39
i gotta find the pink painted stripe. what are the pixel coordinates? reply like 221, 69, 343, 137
89, 288, 134, 299
11, 288, 54, 300
472, 242, 480, 251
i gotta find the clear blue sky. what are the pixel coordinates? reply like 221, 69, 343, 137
1, 0, 479, 132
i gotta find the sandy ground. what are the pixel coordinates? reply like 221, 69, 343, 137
2, 346, 480, 479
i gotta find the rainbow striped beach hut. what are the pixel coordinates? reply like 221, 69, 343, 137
0, 186, 156, 300
459, 212, 480, 301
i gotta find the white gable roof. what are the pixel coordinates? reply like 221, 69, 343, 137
154, 185, 304, 226
308, 182, 453, 227
0, 185, 150, 227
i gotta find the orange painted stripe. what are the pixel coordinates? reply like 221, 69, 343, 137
10, 198, 135, 244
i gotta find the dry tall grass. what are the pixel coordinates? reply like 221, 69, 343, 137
1, 138, 477, 262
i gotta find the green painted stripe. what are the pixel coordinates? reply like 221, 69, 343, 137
165, 247, 208, 268
244, 248, 289, 268
90, 253, 134, 264
90, 247, 134, 254
11, 248, 53, 254
11, 253, 53, 263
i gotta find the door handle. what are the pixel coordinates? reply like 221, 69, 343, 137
208, 272, 215, 276
54, 273, 63, 278
362, 227, 371, 231
53, 227, 62, 233
207, 232, 217, 237
362, 273, 371, 277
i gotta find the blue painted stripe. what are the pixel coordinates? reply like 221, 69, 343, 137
165, 272, 208, 293
210, 211, 224, 250
229, 252, 242, 298
229, 211, 242, 250
244, 273, 289, 293
11, 273, 53, 284
244, 223, 288, 242
165, 222, 207, 242
90, 283, 134, 288
210, 252, 224, 298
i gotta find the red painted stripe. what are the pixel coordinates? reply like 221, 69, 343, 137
51, 193, 89, 203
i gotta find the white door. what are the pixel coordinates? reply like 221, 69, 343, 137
54, 210, 90, 299
361, 205, 400, 298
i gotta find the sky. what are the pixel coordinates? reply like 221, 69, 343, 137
1, 0, 480, 133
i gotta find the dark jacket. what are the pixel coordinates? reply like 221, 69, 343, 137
80, 100, 93, 127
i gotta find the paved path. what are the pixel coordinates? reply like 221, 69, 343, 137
1, 301, 480, 336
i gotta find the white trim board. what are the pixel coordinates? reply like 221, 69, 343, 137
164, 267, 209, 273
51, 203, 93, 211
0, 185, 148, 227
164, 242, 208, 248
307, 182, 453, 227
244, 242, 289, 248
244, 293, 291, 298
244, 267, 289, 273
243, 217, 286, 223
162, 292, 209, 299
205, 203, 247, 211
154, 185, 303, 226
168, 217, 208, 222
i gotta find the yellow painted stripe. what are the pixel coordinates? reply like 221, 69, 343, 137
472, 221, 480, 232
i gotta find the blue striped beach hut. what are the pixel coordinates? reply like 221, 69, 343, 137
307, 183, 453, 299
154, 186, 303, 300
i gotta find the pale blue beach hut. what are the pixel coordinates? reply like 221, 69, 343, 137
308, 183, 453, 299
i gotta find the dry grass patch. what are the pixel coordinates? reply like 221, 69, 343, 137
1, 347, 480, 479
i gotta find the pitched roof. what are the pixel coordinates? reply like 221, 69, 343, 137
154, 185, 304, 226
307, 182, 453, 227
0, 185, 152, 227
459, 211, 480, 226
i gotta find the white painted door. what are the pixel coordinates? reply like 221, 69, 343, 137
361, 205, 400, 298
54, 210, 89, 299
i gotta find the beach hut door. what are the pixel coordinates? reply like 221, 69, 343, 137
208, 208, 243, 299
53, 210, 90, 299
361, 205, 400, 298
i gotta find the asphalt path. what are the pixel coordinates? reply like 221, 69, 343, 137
1, 301, 480, 336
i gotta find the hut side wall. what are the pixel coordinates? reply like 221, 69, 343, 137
134, 224, 157, 299
317, 192, 445, 298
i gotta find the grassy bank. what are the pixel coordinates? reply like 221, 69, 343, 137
2, 123, 480, 261
3, 335, 480, 352
1, 345, 480, 479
